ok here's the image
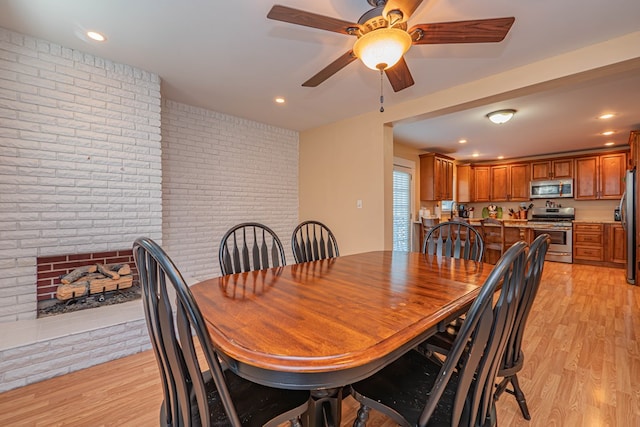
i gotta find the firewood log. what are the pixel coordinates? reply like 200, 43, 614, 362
105, 263, 131, 276
117, 264, 131, 276
96, 263, 120, 280
88, 276, 133, 294
56, 281, 89, 300
60, 265, 98, 284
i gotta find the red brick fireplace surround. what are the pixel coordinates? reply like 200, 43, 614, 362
36, 250, 139, 302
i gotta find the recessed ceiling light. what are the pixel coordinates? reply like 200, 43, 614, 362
472, 153, 479, 158
605, 142, 615, 146
598, 113, 615, 119
86, 31, 106, 42
601, 130, 615, 136
274, 97, 285, 104
497, 155, 504, 160
458, 139, 467, 144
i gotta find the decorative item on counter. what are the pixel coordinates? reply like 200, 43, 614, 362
468, 207, 474, 219
509, 203, 534, 219
482, 205, 502, 219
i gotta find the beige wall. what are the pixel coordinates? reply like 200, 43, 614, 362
299, 31, 640, 255
299, 114, 388, 255
393, 142, 423, 219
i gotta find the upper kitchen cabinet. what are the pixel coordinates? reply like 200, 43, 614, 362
420, 153, 454, 201
574, 152, 627, 200
530, 158, 573, 180
456, 164, 472, 203
629, 130, 639, 170
472, 166, 491, 202
490, 163, 530, 202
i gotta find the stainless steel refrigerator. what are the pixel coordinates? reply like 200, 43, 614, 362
621, 168, 636, 284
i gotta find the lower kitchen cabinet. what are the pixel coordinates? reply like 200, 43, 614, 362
573, 222, 625, 268
606, 223, 626, 266
573, 223, 604, 262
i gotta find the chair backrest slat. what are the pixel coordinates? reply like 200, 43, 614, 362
219, 223, 286, 275
291, 220, 340, 263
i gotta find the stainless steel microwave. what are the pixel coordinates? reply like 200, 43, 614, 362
530, 179, 573, 199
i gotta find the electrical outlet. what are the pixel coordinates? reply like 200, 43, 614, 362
356, 199, 363, 209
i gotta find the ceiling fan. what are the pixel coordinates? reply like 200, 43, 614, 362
267, 0, 515, 92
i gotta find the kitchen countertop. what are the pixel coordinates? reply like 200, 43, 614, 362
417, 218, 621, 227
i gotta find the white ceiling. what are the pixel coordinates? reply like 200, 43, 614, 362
1, 0, 639, 161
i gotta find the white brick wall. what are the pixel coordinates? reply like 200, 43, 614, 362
161, 100, 299, 279
0, 318, 150, 393
0, 26, 299, 393
0, 27, 162, 322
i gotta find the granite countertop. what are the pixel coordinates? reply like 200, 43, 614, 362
417, 217, 620, 227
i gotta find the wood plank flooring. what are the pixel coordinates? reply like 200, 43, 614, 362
1, 262, 639, 426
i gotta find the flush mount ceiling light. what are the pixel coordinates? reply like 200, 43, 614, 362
86, 31, 106, 42
487, 109, 516, 124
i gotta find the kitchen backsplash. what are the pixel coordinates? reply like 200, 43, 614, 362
421, 199, 619, 222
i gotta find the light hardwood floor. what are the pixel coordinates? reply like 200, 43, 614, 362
1, 262, 638, 426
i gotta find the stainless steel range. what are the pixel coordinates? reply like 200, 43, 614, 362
529, 207, 574, 263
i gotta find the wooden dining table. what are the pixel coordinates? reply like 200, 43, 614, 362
190, 250, 492, 427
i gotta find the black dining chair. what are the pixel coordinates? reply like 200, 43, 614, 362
291, 220, 339, 263
350, 240, 528, 427
422, 234, 551, 422
219, 222, 286, 275
494, 233, 551, 420
422, 220, 484, 262
133, 237, 309, 427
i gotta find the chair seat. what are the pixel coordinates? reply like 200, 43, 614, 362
351, 350, 479, 427
199, 369, 310, 427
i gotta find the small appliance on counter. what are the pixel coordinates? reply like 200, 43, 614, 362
614, 207, 621, 222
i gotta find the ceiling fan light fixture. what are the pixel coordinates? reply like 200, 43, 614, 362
353, 27, 412, 71
487, 109, 516, 124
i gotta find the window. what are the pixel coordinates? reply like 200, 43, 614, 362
393, 167, 412, 251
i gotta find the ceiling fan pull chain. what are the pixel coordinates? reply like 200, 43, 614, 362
379, 69, 384, 113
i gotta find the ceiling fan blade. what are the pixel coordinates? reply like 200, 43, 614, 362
267, 5, 359, 35
383, 0, 424, 24
410, 17, 515, 44
385, 57, 415, 92
302, 50, 358, 87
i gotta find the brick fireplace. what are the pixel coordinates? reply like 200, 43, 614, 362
36, 250, 139, 308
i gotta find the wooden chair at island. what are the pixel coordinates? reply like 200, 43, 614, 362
481, 217, 507, 261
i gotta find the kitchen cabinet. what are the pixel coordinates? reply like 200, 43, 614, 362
574, 152, 626, 200
419, 153, 454, 201
530, 158, 573, 180
472, 166, 491, 202
629, 130, 639, 170
573, 222, 625, 267
573, 223, 604, 262
490, 163, 530, 201
456, 164, 472, 203
606, 223, 626, 266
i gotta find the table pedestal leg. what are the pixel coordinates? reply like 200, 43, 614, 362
305, 387, 343, 427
